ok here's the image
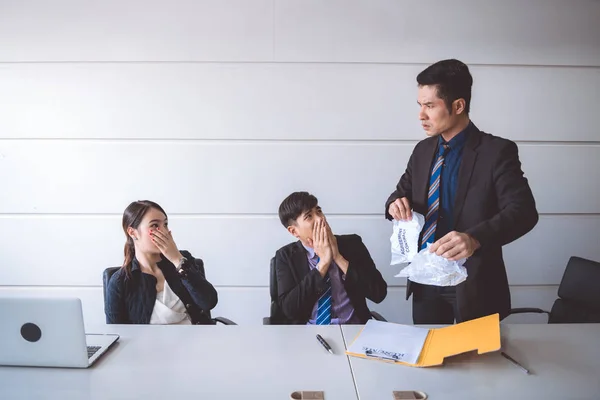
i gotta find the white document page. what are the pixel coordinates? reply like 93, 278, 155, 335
347, 320, 430, 365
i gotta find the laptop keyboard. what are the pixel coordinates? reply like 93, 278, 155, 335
87, 346, 101, 359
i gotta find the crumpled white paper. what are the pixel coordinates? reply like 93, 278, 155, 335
395, 243, 468, 287
390, 212, 425, 265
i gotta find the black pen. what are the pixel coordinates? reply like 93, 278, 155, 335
316, 334, 334, 355
501, 351, 530, 374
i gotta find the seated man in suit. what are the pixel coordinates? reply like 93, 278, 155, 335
275, 191, 387, 324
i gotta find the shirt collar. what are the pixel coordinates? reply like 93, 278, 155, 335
439, 121, 471, 150
301, 243, 318, 260
131, 257, 141, 273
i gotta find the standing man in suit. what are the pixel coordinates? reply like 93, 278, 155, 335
275, 191, 387, 324
385, 59, 538, 324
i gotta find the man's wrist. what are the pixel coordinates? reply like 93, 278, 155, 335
334, 255, 349, 274
317, 260, 331, 277
468, 234, 481, 251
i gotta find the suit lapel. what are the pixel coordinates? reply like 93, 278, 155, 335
453, 125, 481, 225
414, 138, 439, 211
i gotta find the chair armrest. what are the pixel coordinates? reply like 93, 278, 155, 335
370, 311, 387, 322
213, 317, 237, 325
262, 317, 272, 325
508, 307, 550, 315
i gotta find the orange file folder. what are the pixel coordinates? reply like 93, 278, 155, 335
346, 313, 501, 367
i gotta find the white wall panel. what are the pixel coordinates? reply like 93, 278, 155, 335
2, 0, 598, 65
1, 64, 599, 142
0, 141, 597, 214
0, 0, 274, 61
503, 215, 600, 285
1, 215, 597, 286
213, 287, 271, 326
275, 0, 600, 66
366, 287, 413, 325
521, 145, 600, 214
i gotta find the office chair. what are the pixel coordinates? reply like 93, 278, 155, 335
507, 256, 600, 323
263, 257, 387, 325
102, 266, 236, 325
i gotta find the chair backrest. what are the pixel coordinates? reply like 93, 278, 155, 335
558, 256, 600, 307
268, 257, 291, 325
269, 257, 278, 303
550, 256, 600, 323
103, 267, 121, 304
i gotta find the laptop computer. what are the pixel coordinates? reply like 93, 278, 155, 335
0, 297, 119, 368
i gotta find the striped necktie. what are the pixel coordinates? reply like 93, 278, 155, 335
420, 143, 450, 250
315, 257, 332, 325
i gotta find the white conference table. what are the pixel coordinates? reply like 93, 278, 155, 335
341, 323, 600, 400
0, 325, 357, 400
2, 323, 600, 400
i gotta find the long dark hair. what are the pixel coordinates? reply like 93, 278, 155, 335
122, 200, 167, 276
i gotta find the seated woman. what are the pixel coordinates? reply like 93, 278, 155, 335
105, 200, 218, 324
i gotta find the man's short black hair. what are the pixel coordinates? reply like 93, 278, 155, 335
417, 59, 473, 114
278, 191, 318, 227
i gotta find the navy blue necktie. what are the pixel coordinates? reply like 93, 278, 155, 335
420, 144, 449, 249
315, 257, 331, 325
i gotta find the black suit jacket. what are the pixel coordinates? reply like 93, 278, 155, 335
385, 123, 538, 321
105, 250, 218, 324
274, 234, 387, 324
